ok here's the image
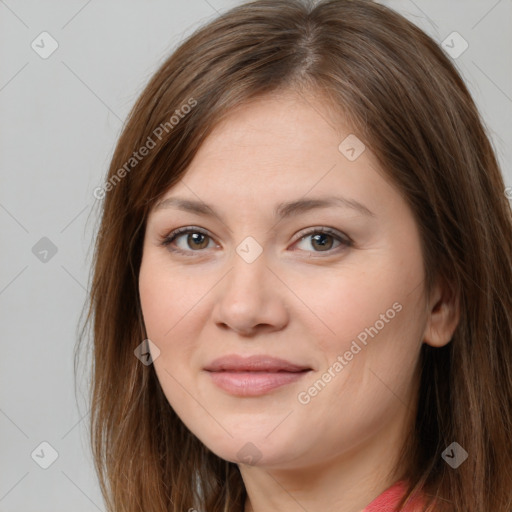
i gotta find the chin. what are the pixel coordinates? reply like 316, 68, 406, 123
197, 431, 301, 469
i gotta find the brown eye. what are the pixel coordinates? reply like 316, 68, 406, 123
186, 232, 210, 250
161, 227, 216, 254
293, 228, 351, 254
310, 233, 335, 251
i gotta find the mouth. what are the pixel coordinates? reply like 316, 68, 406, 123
203, 354, 312, 396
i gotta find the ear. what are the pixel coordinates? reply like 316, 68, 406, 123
422, 277, 460, 348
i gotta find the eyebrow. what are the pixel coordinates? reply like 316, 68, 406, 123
154, 195, 375, 220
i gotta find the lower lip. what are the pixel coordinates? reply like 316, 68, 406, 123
206, 370, 310, 396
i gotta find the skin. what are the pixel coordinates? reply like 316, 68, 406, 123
138, 89, 459, 512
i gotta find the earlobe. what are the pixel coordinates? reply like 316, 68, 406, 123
422, 279, 460, 348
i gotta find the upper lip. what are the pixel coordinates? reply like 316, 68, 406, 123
203, 354, 311, 372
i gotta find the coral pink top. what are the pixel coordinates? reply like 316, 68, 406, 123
362, 480, 427, 511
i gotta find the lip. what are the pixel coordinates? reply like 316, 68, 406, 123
203, 354, 311, 373
203, 354, 312, 397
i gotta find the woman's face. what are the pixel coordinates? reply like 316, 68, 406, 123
139, 90, 433, 471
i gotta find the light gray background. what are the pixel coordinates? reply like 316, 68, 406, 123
1, 1, 511, 511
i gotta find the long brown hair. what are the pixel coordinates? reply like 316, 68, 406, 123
76, 0, 512, 510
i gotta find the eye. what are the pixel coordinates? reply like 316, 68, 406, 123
292, 227, 352, 254
160, 226, 217, 256
159, 226, 352, 257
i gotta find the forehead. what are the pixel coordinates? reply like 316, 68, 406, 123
193, 90, 349, 166
152, 90, 399, 221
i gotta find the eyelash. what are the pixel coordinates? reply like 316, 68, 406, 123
159, 226, 353, 257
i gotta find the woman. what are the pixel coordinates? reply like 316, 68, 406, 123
77, 0, 512, 511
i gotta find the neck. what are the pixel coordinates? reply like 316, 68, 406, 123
240, 407, 413, 512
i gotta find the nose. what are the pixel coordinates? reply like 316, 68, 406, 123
211, 248, 289, 336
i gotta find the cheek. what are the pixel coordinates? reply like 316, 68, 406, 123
138, 254, 202, 421
295, 295, 423, 460
301, 259, 425, 399
138, 252, 211, 376
138, 263, 171, 341
299, 264, 406, 353
138, 251, 197, 342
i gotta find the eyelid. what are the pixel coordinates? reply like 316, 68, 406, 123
293, 226, 352, 244
290, 226, 352, 256
159, 226, 217, 256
